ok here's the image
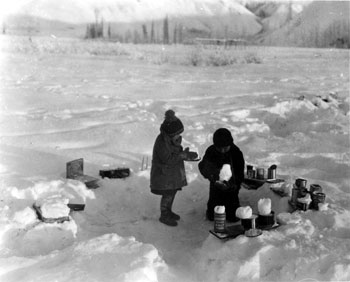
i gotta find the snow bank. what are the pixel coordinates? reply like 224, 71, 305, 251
266, 98, 316, 118
0, 180, 95, 257
195, 205, 350, 282
193, 178, 350, 282
0, 177, 172, 281
1, 233, 168, 282
6, 179, 96, 204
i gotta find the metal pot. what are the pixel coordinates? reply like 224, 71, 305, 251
310, 184, 322, 194
267, 168, 276, 179
295, 178, 307, 188
310, 192, 326, 210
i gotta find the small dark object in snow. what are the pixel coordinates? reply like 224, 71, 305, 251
243, 177, 266, 189
258, 222, 279, 231
310, 192, 326, 210
257, 211, 275, 228
244, 177, 284, 190
66, 158, 99, 189
310, 184, 323, 194
99, 168, 130, 179
295, 178, 307, 188
210, 224, 245, 240
67, 203, 85, 211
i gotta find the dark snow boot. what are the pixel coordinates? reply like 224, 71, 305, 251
159, 215, 178, 226
159, 191, 178, 226
169, 211, 180, 221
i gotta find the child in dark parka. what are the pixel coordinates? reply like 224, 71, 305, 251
150, 110, 198, 226
198, 128, 245, 222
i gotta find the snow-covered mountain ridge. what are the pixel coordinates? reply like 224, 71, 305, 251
2, 1, 349, 47
3, 0, 309, 38
5, 0, 293, 24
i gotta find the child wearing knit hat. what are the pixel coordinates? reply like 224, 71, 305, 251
150, 110, 198, 226
198, 128, 245, 222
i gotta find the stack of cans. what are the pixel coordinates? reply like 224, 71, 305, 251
291, 179, 326, 211
309, 184, 325, 210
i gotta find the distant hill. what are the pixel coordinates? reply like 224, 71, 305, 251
3, 15, 86, 38
260, 1, 350, 47
246, 1, 311, 32
1, 0, 349, 48
3, 0, 263, 41
4, 0, 257, 24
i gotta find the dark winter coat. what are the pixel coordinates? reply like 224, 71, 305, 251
198, 143, 245, 192
150, 131, 187, 194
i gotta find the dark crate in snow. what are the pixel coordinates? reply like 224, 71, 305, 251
99, 168, 130, 179
66, 158, 99, 189
67, 203, 85, 211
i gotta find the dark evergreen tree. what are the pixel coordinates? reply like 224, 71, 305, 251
178, 23, 183, 44
85, 9, 104, 39
108, 24, 111, 39
151, 21, 155, 43
163, 15, 169, 44
142, 24, 148, 43
173, 24, 177, 44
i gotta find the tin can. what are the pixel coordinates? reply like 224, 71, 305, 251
247, 169, 256, 179
295, 178, 307, 188
298, 202, 309, 211
247, 165, 253, 171
214, 211, 226, 233
256, 168, 265, 180
241, 215, 258, 231
291, 186, 300, 204
311, 192, 326, 210
310, 184, 322, 194
267, 168, 276, 179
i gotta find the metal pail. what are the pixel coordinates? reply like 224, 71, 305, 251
256, 168, 265, 180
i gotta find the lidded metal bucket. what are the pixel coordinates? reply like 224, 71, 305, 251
246, 165, 255, 179
267, 164, 277, 180
295, 178, 307, 188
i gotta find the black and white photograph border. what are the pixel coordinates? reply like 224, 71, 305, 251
0, 1, 349, 282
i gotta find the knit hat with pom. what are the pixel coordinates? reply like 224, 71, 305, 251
160, 110, 184, 137
213, 128, 233, 147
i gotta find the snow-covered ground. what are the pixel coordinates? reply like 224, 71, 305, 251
0, 37, 349, 282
